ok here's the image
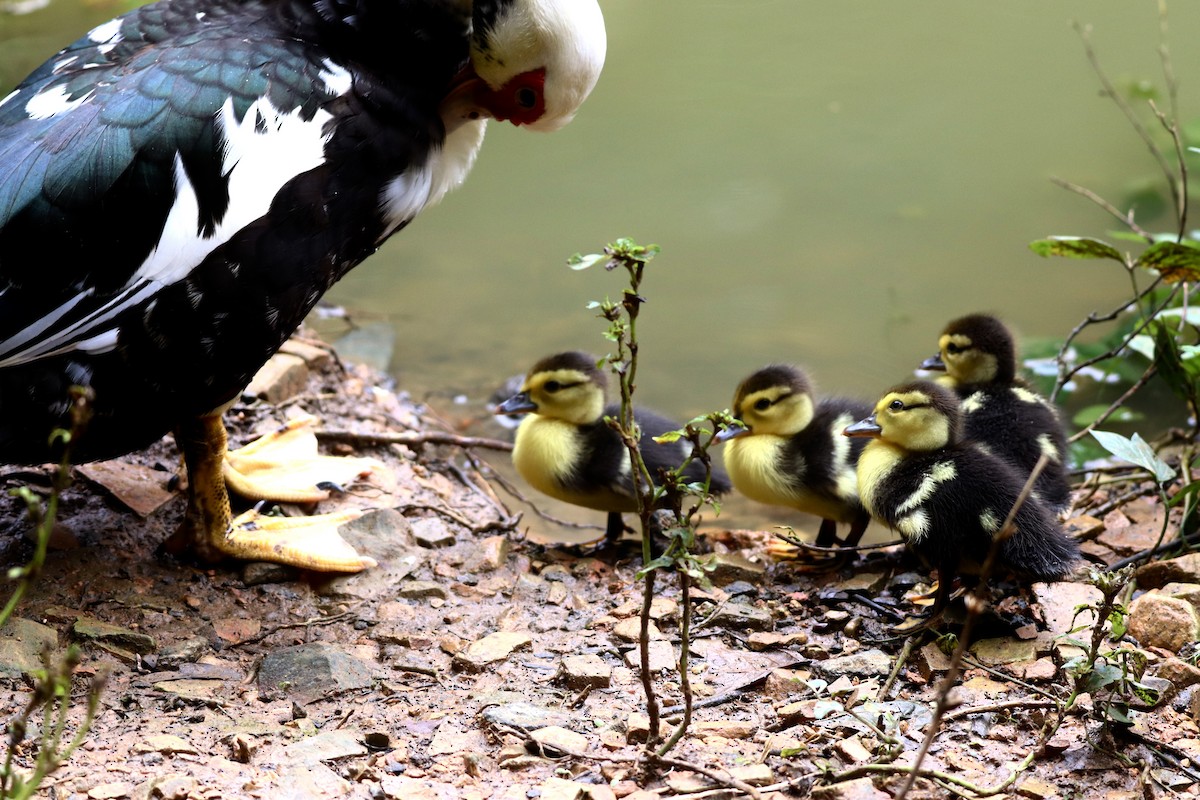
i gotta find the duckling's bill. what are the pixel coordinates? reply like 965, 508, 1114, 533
843, 415, 881, 438
496, 392, 538, 416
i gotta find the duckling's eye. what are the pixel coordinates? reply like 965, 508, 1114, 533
515, 87, 538, 109
888, 399, 905, 411
754, 398, 771, 412
544, 380, 561, 393
945, 343, 963, 355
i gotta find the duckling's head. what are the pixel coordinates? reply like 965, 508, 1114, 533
718, 365, 815, 442
844, 381, 963, 453
920, 314, 1016, 386
494, 351, 607, 425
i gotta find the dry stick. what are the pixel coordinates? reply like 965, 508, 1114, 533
316, 429, 513, 451
943, 698, 1060, 723
1066, 363, 1159, 444
1047, 177, 1154, 243
648, 754, 762, 800
893, 457, 1048, 800
484, 467, 604, 532
1076, 22, 1180, 218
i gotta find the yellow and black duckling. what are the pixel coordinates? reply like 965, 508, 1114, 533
921, 313, 1072, 511
718, 365, 872, 549
495, 351, 730, 544
843, 381, 1079, 622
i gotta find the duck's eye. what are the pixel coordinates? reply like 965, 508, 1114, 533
945, 343, 963, 355
515, 86, 538, 109
888, 399, 905, 411
544, 380, 561, 393
754, 398, 771, 412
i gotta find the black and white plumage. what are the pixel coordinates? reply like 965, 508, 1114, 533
920, 313, 1072, 510
0, 0, 606, 569
718, 365, 872, 549
495, 351, 731, 545
844, 381, 1079, 620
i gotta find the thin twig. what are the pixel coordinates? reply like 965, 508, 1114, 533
943, 698, 1061, 722
1067, 363, 1159, 444
316, 429, 513, 451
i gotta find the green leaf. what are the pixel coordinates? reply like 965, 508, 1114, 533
1107, 609, 1127, 640
1070, 404, 1142, 427
1083, 662, 1124, 693
1104, 702, 1133, 725
1091, 430, 1176, 483
1126, 334, 1155, 361
1168, 479, 1200, 507
1153, 324, 1200, 405
653, 431, 683, 444
1029, 236, 1124, 261
1140, 240, 1200, 283
1129, 680, 1162, 706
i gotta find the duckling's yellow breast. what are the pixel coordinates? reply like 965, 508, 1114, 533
726, 435, 857, 522
855, 440, 905, 519
512, 416, 635, 512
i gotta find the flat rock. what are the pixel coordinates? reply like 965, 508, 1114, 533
560, 653, 611, 688
76, 460, 175, 517
1156, 657, 1200, 691
706, 551, 767, 584
283, 729, 368, 766
810, 776, 890, 800
482, 701, 571, 731
468, 535, 510, 572
318, 509, 421, 601
970, 637, 1037, 666
0, 617, 57, 677
914, 643, 952, 680
1138, 553, 1200, 589
1032, 581, 1103, 636
705, 601, 773, 631
454, 631, 531, 671
244, 352, 308, 404
530, 725, 588, 755
258, 642, 375, 699
623, 639, 675, 673
411, 516, 456, 548
72, 616, 155, 654
397, 580, 449, 601
1129, 592, 1200, 652
815, 649, 892, 679
748, 631, 808, 651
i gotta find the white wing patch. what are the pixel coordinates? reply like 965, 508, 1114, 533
25, 85, 95, 120
320, 59, 353, 96
87, 18, 123, 44
0, 95, 334, 368
379, 118, 485, 238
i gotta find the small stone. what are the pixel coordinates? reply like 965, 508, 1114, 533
530, 726, 588, 755
241, 561, 299, 586
1021, 658, 1059, 682
454, 631, 532, 671
914, 643, 952, 680
72, 616, 155, 654
762, 668, 808, 698
134, 735, 198, 755
482, 701, 570, 731
834, 573, 887, 593
76, 460, 174, 517
613, 617, 662, 642
1016, 776, 1059, 799
626, 713, 650, 743
411, 517, 456, 548
258, 642, 375, 699
539, 777, 585, 800
836, 734, 873, 764
747, 631, 808, 651
706, 551, 767, 584
1138, 553, 1200, 590
1033, 581, 1104, 637
397, 581, 449, 601
810, 776, 890, 800
704, 601, 773, 631
0, 618, 57, 677
284, 729, 369, 765
1128, 592, 1200, 652
471, 535, 510, 572
693, 720, 755, 739
1156, 657, 1200, 692
970, 637, 1037, 666
88, 783, 131, 799
729, 763, 774, 786
244, 353, 308, 404
623, 640, 675, 673
1062, 514, 1105, 540
560, 653, 611, 689
816, 649, 892, 678
1162, 582, 1200, 611
278, 338, 334, 370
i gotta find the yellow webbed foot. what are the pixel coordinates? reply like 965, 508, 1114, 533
221, 507, 377, 572
223, 414, 382, 503
170, 414, 379, 572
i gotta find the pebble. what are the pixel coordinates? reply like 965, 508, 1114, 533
411, 517, 456, 548
970, 637, 1037, 666
453, 631, 532, 671
560, 653, 612, 688
530, 725, 588, 755
72, 616, 156, 655
704, 601, 773, 631
623, 640, 675, 673
706, 551, 767, 584
815, 649, 892, 678
1129, 592, 1200, 652
481, 701, 570, 731
1138, 553, 1200, 590
810, 776, 891, 800
0, 617, 57, 677
397, 580, 449, 601
257, 642, 375, 698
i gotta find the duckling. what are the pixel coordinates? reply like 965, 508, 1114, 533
921, 313, 1072, 510
495, 351, 730, 543
718, 365, 873, 549
844, 381, 1078, 622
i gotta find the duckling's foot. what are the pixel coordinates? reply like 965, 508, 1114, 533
165, 415, 377, 572
891, 575, 960, 633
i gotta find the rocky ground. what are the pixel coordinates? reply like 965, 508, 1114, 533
0, 339, 1196, 800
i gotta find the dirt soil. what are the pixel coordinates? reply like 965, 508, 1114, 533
0, 341, 1191, 800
